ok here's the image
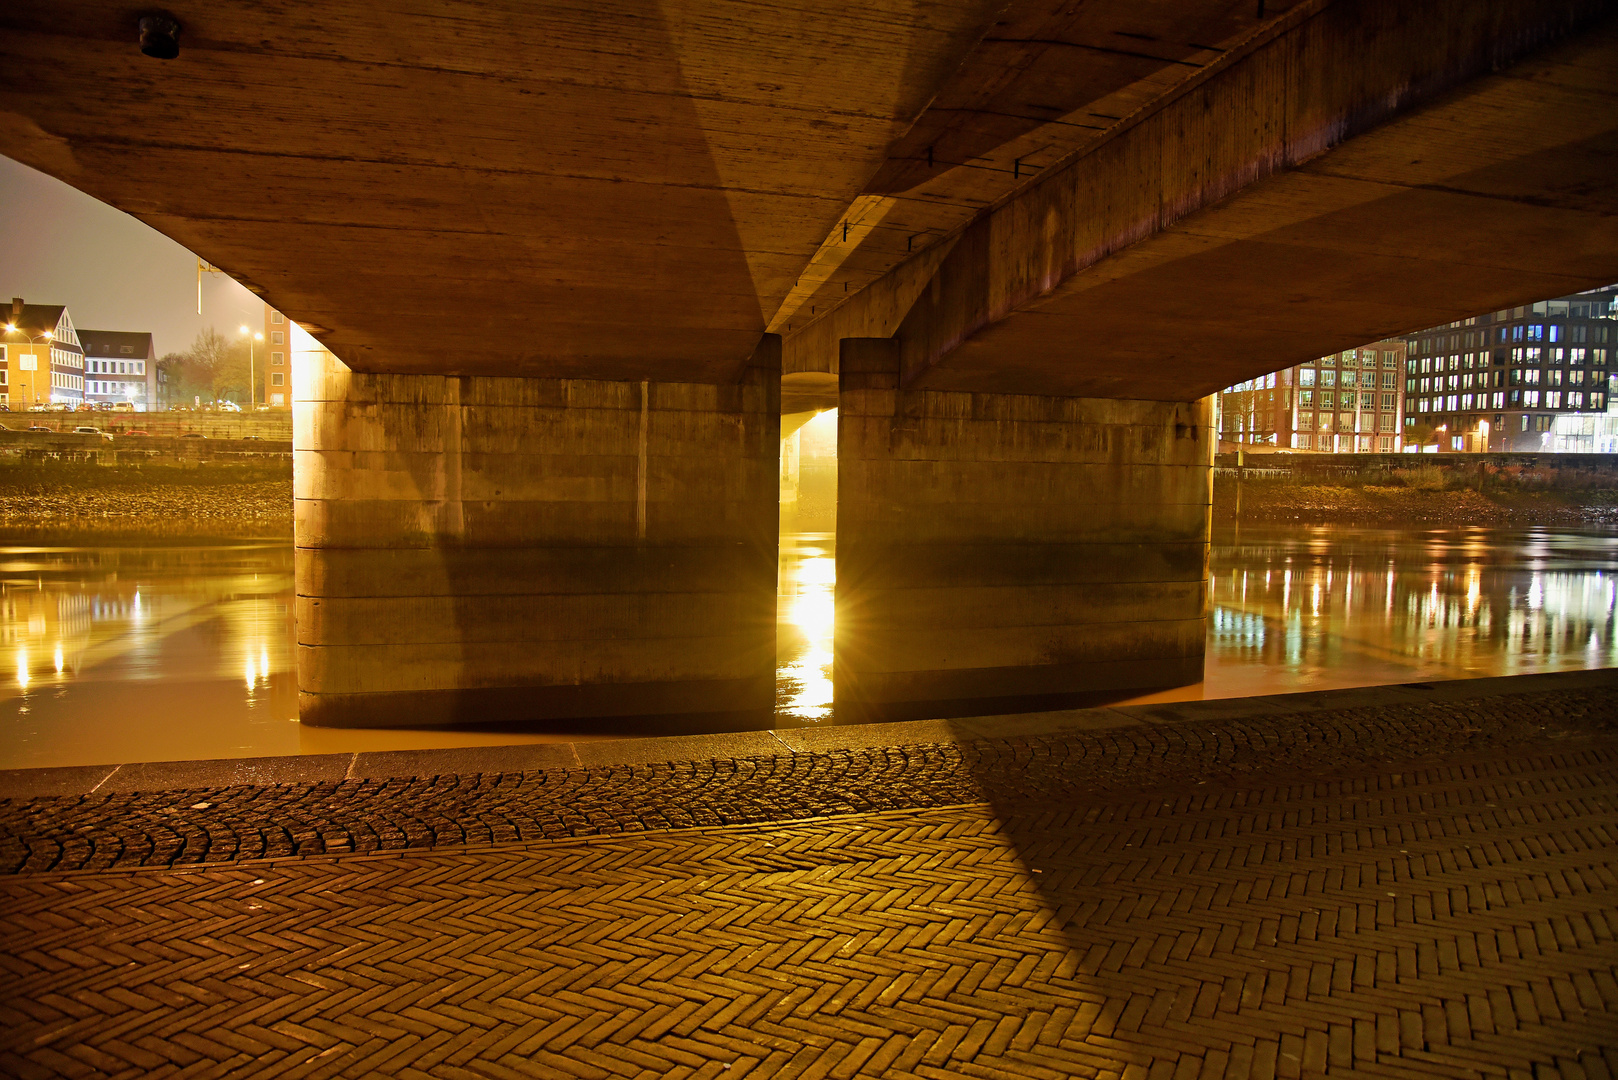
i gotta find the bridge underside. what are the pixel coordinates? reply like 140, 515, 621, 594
3, 1, 1616, 725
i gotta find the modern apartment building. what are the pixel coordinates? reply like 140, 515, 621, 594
79, 329, 156, 410
2, 298, 85, 408
1217, 339, 1406, 453
1402, 286, 1615, 451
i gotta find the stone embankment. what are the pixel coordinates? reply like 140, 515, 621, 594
0, 462, 291, 534
1215, 452, 1618, 525
1216, 479, 1618, 525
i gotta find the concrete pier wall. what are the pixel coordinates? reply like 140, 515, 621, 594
835, 338, 1212, 720
294, 342, 780, 729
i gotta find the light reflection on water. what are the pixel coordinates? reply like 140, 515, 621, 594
1169, 524, 1618, 704
776, 532, 835, 721
1, 526, 1612, 768
0, 540, 299, 768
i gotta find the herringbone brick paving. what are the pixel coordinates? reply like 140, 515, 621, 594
3, 688, 1614, 874
2, 686, 1617, 1077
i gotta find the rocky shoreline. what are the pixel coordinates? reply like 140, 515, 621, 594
1215, 479, 1618, 527
0, 463, 292, 534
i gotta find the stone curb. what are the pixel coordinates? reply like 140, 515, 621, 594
2, 667, 1613, 800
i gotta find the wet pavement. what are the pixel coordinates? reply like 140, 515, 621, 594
4, 672, 1617, 1078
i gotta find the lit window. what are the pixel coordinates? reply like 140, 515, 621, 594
1524, 391, 1540, 407
1568, 392, 1583, 409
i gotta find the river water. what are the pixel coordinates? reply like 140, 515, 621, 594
1, 525, 1614, 769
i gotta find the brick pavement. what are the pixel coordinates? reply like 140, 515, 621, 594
2, 678, 1617, 1077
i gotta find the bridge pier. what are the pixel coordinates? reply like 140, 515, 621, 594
293, 340, 780, 729
835, 338, 1211, 721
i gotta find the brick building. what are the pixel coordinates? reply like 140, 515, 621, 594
1217, 339, 1406, 453
263, 305, 291, 407
2, 298, 85, 408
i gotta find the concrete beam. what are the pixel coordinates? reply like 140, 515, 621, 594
798, 0, 1618, 401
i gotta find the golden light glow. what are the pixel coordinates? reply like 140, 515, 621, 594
779, 551, 835, 721
15, 650, 28, 690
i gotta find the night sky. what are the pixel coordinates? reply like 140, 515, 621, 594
1, 155, 264, 359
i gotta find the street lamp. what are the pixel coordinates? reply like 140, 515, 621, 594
2, 323, 52, 409
238, 325, 263, 410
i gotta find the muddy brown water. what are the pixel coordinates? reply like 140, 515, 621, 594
1, 524, 1613, 769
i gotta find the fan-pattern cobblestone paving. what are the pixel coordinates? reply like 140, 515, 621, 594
2, 686, 1617, 1078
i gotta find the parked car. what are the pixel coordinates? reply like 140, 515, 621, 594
73, 426, 113, 441
26, 425, 52, 432
179, 432, 207, 439
112, 402, 136, 411
122, 429, 151, 437
28, 405, 51, 413
242, 435, 263, 441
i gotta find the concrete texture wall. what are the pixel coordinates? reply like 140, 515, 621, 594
836, 338, 1212, 720
294, 341, 780, 729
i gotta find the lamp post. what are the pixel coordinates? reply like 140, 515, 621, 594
238, 325, 263, 410
2, 323, 52, 409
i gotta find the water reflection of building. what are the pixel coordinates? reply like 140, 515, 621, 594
1211, 531, 1618, 680
0, 545, 294, 695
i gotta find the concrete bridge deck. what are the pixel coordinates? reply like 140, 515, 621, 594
3, 669, 1616, 1078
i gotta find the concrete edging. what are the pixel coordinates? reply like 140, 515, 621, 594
2, 668, 1613, 801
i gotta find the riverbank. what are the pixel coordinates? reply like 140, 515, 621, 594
0, 463, 291, 533
1215, 476, 1618, 525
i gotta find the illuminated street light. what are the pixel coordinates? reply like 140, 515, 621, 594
238, 324, 263, 410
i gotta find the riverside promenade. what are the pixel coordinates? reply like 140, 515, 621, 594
2, 671, 1616, 1079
